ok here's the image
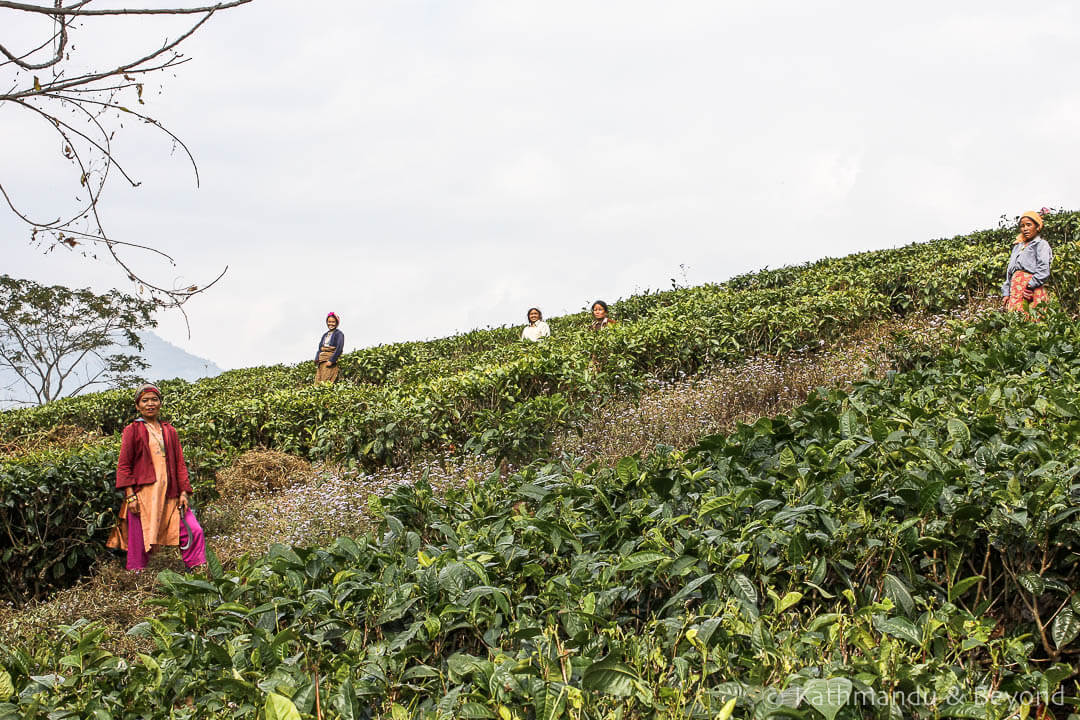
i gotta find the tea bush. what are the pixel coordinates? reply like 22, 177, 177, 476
2, 213, 1078, 605
3, 308, 1080, 718
8, 214, 1076, 449
0, 441, 120, 604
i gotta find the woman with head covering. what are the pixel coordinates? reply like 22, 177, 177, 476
315, 312, 345, 383
521, 307, 551, 341
589, 300, 617, 331
106, 384, 207, 572
1002, 211, 1053, 315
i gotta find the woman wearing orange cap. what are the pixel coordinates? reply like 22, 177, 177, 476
106, 384, 206, 572
1002, 211, 1053, 315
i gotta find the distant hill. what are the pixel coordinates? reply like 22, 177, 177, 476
0, 331, 223, 408
137, 332, 224, 383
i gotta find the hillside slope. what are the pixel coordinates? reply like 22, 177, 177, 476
2, 213, 1079, 606
2, 213, 1080, 720
2, 250, 1079, 717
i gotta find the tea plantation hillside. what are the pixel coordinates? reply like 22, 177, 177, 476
5, 310, 1078, 719
1, 214, 1080, 719
6, 214, 1079, 604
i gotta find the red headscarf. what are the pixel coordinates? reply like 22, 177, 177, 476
133, 384, 161, 403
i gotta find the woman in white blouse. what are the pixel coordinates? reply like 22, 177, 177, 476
521, 307, 551, 341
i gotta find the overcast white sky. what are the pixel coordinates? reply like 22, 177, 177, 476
3, 1, 1078, 370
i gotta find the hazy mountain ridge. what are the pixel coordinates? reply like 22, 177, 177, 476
137, 332, 224, 383
0, 332, 223, 408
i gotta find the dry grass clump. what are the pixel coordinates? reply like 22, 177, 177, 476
555, 299, 996, 465
0, 424, 102, 459
556, 355, 858, 465
199, 448, 313, 563
205, 453, 498, 563
214, 448, 311, 496
0, 554, 178, 657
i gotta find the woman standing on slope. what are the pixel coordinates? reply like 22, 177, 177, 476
107, 384, 207, 572
589, 300, 617, 331
1002, 211, 1053, 316
521, 307, 551, 341
315, 312, 345, 383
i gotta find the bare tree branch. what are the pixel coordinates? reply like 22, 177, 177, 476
0, 0, 252, 17
0, 6, 66, 70
3, 13, 209, 101
49, 91, 201, 184
1, 0, 249, 311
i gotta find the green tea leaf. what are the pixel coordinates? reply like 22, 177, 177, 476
802, 677, 852, 720
617, 552, 670, 571
1017, 572, 1045, 596
533, 685, 567, 720
0, 669, 12, 701
808, 613, 840, 633
731, 573, 758, 605
582, 657, 638, 697
459, 702, 496, 719
882, 574, 914, 615
948, 575, 984, 603
136, 653, 162, 690
939, 702, 993, 718
698, 496, 728, 519
875, 616, 921, 645
946, 418, 970, 447
775, 591, 803, 614
401, 664, 440, 680
839, 410, 858, 439
331, 678, 360, 720
779, 446, 797, 469
1052, 608, 1080, 649
265, 693, 301, 720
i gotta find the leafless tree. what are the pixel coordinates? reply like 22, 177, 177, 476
0, 0, 252, 310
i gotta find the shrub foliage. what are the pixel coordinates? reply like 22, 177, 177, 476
0, 213, 1078, 607
3, 308, 1080, 717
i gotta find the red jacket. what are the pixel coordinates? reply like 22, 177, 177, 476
115, 419, 192, 497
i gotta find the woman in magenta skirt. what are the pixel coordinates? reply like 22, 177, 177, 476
107, 384, 206, 571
